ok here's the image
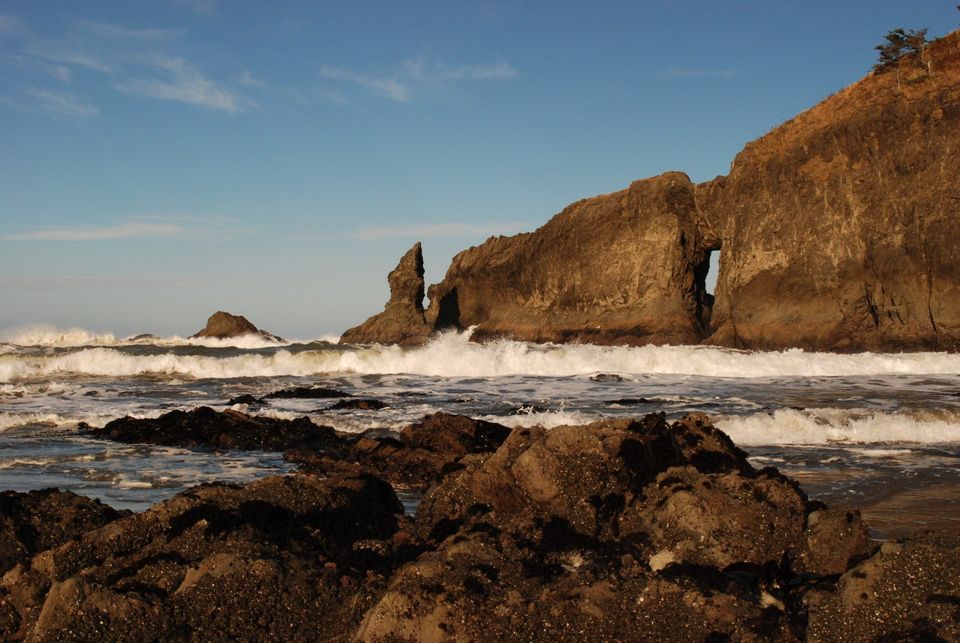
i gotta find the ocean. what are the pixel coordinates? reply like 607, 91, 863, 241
1, 326, 958, 539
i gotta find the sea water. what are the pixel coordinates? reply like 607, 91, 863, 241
1, 327, 958, 538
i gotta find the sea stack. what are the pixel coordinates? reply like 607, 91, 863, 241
191, 311, 282, 342
340, 242, 433, 345
344, 31, 960, 352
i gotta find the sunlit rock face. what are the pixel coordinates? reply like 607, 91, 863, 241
345, 32, 960, 351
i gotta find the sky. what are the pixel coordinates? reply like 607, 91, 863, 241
1, 1, 957, 339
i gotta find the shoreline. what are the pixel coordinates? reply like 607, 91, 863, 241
2, 407, 958, 640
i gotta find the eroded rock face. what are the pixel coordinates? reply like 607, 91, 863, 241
697, 33, 960, 350
357, 414, 876, 640
344, 32, 960, 350
425, 172, 715, 345
0, 474, 414, 641
190, 311, 282, 342
340, 242, 433, 345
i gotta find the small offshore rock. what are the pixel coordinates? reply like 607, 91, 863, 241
264, 386, 350, 399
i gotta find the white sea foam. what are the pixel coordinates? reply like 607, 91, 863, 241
0, 410, 163, 432
0, 324, 299, 349
3, 330, 960, 382
716, 407, 960, 446
1, 325, 117, 347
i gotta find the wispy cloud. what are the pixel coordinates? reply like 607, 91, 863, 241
4, 17, 251, 117
1, 221, 186, 241
319, 66, 410, 102
403, 58, 518, 82
0, 276, 197, 289
25, 41, 114, 73
22, 88, 100, 118
321, 56, 519, 102
116, 56, 249, 112
656, 68, 737, 79
349, 221, 528, 240
0, 13, 22, 37
48, 65, 72, 82
71, 18, 180, 42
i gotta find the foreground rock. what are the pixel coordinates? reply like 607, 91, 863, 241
807, 532, 960, 641
0, 490, 124, 575
344, 32, 960, 350
0, 473, 413, 641
359, 414, 877, 640
87, 408, 511, 492
340, 242, 434, 345
190, 311, 282, 342
6, 412, 960, 640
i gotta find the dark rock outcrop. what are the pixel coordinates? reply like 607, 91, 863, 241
0, 490, 124, 574
190, 311, 282, 342
6, 411, 959, 640
0, 473, 414, 641
340, 242, 433, 345
290, 412, 513, 491
87, 408, 511, 492
807, 532, 960, 641
85, 407, 341, 452
263, 386, 350, 399
357, 413, 877, 640
344, 32, 960, 350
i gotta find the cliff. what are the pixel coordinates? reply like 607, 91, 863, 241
697, 31, 960, 350
342, 31, 960, 350
341, 243, 433, 345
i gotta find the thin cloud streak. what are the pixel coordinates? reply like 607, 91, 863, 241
22, 88, 99, 118
116, 56, 248, 112
350, 222, 528, 240
1, 222, 186, 241
6, 17, 251, 116
404, 58, 518, 81
319, 66, 410, 102
71, 18, 180, 42
321, 57, 519, 102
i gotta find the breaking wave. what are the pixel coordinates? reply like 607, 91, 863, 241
0, 324, 295, 349
1, 330, 958, 382
715, 407, 960, 446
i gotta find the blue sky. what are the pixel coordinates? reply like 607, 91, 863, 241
1, 1, 957, 339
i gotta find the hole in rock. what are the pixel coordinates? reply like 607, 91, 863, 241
694, 247, 720, 333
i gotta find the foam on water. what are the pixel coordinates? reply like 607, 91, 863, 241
2, 330, 959, 382
715, 407, 960, 446
0, 324, 296, 349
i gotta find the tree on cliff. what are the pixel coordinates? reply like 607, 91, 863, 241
905, 28, 931, 76
875, 28, 932, 86
875, 29, 909, 87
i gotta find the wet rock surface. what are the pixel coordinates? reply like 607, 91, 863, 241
263, 386, 350, 399
84, 406, 341, 452
7, 411, 959, 640
86, 408, 511, 492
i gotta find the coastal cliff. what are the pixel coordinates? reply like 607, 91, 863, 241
343, 31, 960, 350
